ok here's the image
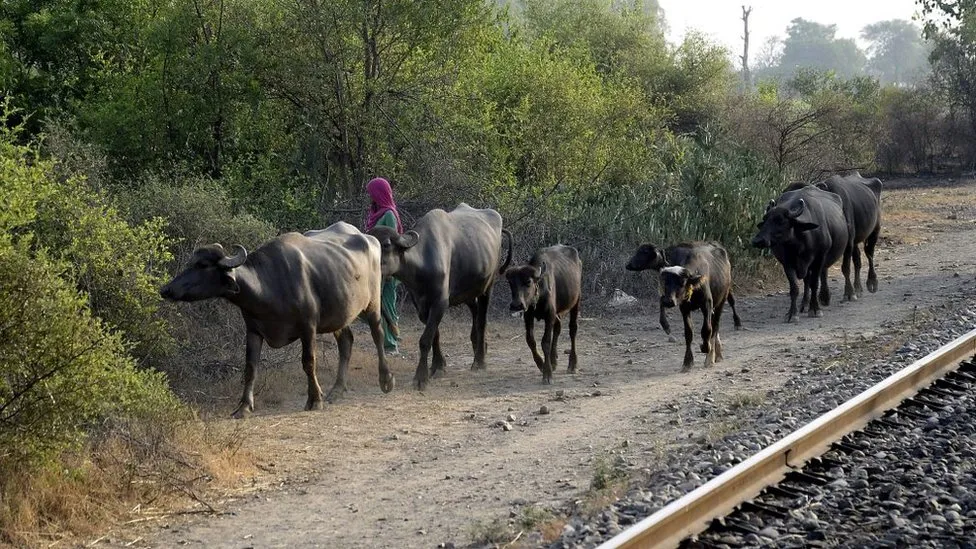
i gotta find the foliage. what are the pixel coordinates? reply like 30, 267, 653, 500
0, 120, 182, 475
776, 18, 867, 80
119, 173, 277, 262
861, 19, 931, 85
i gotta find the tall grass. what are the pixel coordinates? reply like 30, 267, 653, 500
502, 128, 783, 302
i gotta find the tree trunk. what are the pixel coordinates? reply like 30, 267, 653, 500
741, 6, 752, 91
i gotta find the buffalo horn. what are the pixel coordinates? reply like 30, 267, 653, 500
218, 245, 248, 268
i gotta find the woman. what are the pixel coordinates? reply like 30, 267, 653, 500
364, 177, 403, 354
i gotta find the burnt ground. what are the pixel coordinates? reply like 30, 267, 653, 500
95, 178, 976, 549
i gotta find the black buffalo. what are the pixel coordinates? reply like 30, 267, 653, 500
752, 186, 853, 321
628, 242, 740, 370
506, 245, 582, 384
626, 242, 741, 339
368, 203, 512, 390
790, 173, 882, 297
160, 222, 394, 418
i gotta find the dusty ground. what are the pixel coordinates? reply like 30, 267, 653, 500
98, 178, 976, 549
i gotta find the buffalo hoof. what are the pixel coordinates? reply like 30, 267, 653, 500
413, 377, 428, 391
305, 398, 323, 411
784, 312, 797, 323
704, 356, 715, 368
542, 375, 553, 385
470, 361, 486, 371
867, 278, 878, 293
681, 362, 693, 372
667, 335, 677, 343
230, 403, 252, 419
568, 359, 578, 374
325, 386, 345, 403
809, 309, 824, 318
379, 374, 396, 394
430, 367, 446, 379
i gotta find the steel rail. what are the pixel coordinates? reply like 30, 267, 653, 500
599, 327, 976, 549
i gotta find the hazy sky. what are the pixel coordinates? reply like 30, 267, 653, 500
658, 0, 923, 63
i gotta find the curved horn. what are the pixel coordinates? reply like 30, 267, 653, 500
218, 245, 248, 269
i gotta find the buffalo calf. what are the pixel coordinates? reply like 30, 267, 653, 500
628, 242, 740, 371
626, 242, 741, 344
506, 245, 582, 384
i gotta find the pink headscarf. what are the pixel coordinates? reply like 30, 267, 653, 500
364, 177, 403, 232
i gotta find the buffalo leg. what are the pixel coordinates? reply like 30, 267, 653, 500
550, 317, 562, 370
303, 330, 325, 410
365, 309, 395, 394
524, 310, 545, 370
415, 302, 446, 390
568, 302, 579, 373
431, 328, 447, 377
540, 316, 554, 384
681, 307, 695, 371
851, 243, 864, 297
326, 328, 354, 404
699, 296, 714, 366
784, 266, 800, 323
841, 241, 855, 302
727, 292, 742, 330
865, 226, 880, 293
659, 296, 676, 342
472, 292, 490, 370
711, 301, 725, 363
800, 282, 809, 313
819, 268, 831, 307
807, 260, 826, 317
232, 331, 264, 419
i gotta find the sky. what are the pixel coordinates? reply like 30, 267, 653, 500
657, 0, 923, 64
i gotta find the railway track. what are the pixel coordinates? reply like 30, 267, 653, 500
597, 327, 976, 549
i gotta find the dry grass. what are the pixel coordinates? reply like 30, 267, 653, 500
0, 416, 254, 548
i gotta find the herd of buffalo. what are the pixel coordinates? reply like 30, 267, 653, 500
159, 172, 883, 417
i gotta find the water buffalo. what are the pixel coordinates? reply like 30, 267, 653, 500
634, 242, 739, 370
160, 222, 394, 418
506, 245, 582, 384
752, 186, 853, 322
368, 203, 512, 390
626, 242, 741, 340
812, 173, 883, 296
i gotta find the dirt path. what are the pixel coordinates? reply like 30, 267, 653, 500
114, 179, 976, 549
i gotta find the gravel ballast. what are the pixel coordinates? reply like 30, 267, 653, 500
543, 301, 976, 549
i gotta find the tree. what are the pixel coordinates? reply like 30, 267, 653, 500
861, 19, 931, 85
775, 18, 866, 80
920, 0, 976, 159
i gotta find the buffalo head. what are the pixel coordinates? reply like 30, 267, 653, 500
505, 262, 548, 312
368, 226, 420, 277
160, 244, 247, 302
751, 198, 819, 249
659, 266, 705, 308
626, 243, 667, 271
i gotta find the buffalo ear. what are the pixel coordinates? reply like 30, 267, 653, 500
765, 199, 775, 213
533, 261, 548, 279
788, 198, 819, 227
688, 273, 705, 286
396, 231, 420, 249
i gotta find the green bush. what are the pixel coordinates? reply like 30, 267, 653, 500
0, 245, 183, 470
118, 173, 277, 262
